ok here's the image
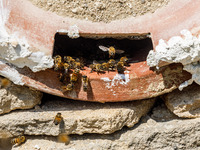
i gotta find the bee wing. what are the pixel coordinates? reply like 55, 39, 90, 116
99, 45, 109, 51
93, 60, 99, 64
115, 49, 125, 54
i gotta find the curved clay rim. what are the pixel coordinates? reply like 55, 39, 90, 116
1, 0, 199, 102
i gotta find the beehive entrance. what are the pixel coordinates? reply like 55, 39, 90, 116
53, 34, 153, 65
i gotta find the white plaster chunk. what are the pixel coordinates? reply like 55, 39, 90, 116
0, 3, 54, 73
147, 29, 200, 90
67, 25, 80, 39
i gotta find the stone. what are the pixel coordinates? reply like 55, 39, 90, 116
150, 99, 179, 122
0, 97, 155, 138
163, 83, 200, 118
0, 77, 42, 115
4, 104, 200, 150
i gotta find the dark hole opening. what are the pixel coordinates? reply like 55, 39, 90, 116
53, 33, 153, 65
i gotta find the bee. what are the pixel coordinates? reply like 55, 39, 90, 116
108, 59, 116, 70
53, 113, 63, 125
101, 62, 110, 72
61, 83, 74, 92
54, 55, 62, 63
63, 63, 70, 74
58, 133, 70, 145
99, 45, 124, 58
120, 56, 128, 66
59, 64, 71, 83
89, 64, 96, 73
0, 78, 11, 88
72, 58, 84, 69
82, 75, 88, 92
93, 60, 102, 73
116, 61, 125, 73
53, 55, 63, 71
64, 56, 75, 64
70, 69, 80, 83
95, 64, 102, 72
63, 56, 76, 69
11, 136, 26, 146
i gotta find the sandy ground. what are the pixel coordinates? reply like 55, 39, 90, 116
29, 0, 170, 23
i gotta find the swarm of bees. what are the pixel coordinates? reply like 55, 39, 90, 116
53, 55, 87, 92
53, 45, 129, 92
90, 46, 129, 73
11, 135, 26, 147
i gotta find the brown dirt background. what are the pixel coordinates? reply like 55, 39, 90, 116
29, 0, 170, 23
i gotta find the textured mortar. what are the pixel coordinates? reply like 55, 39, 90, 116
29, 0, 170, 23
0, 98, 155, 138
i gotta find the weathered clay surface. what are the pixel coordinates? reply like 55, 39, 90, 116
0, 77, 42, 115
164, 83, 200, 118
0, 97, 155, 138
6, 105, 200, 150
1, 0, 198, 102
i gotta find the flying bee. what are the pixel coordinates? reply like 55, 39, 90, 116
60, 83, 74, 92
101, 62, 110, 72
58, 133, 70, 145
120, 56, 128, 66
99, 45, 125, 58
53, 55, 63, 71
116, 61, 125, 73
70, 69, 80, 83
108, 59, 116, 70
53, 113, 63, 125
82, 75, 88, 92
11, 136, 26, 146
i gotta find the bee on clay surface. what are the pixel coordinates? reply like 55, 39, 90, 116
108, 59, 116, 70
101, 62, 110, 72
89, 64, 96, 73
72, 58, 84, 70
70, 69, 80, 83
11, 136, 26, 146
99, 45, 124, 58
93, 60, 103, 73
53, 113, 63, 125
53, 55, 63, 71
64, 56, 73, 63
82, 75, 88, 92
63, 63, 70, 74
58, 133, 70, 145
120, 56, 129, 66
60, 83, 74, 92
116, 61, 125, 73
